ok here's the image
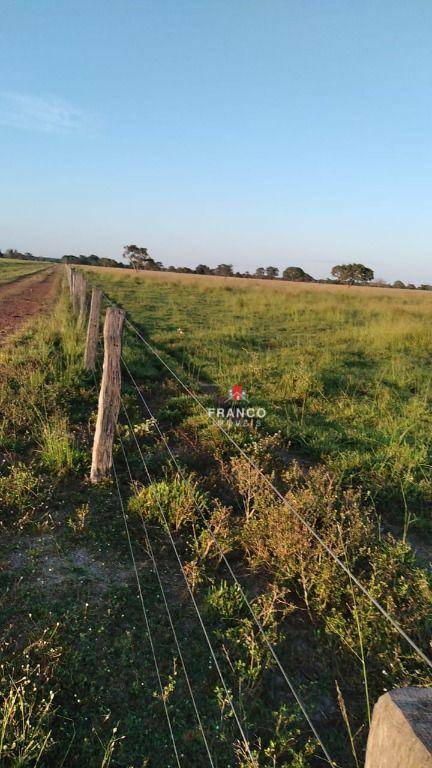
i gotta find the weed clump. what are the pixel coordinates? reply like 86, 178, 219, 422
231, 452, 432, 698
234, 460, 372, 610
129, 473, 206, 530
0, 679, 55, 766
0, 626, 62, 767
37, 414, 82, 475
0, 463, 45, 530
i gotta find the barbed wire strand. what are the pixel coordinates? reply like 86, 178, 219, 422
92, 334, 251, 764
93, 330, 254, 765
89, 361, 183, 768
119, 359, 336, 766
91, 343, 215, 767
111, 456, 183, 767
116, 423, 217, 768
114, 409, 258, 764
104, 302, 432, 671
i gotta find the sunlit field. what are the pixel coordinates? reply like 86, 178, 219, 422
0, 258, 49, 285
1, 266, 431, 768
86, 266, 432, 534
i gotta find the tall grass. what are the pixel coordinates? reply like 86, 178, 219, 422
37, 413, 80, 474
0, 680, 54, 767
0, 280, 86, 466
0, 259, 47, 286
85, 267, 432, 531
1, 268, 430, 767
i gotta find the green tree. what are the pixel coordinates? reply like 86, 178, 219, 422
393, 280, 406, 289
214, 264, 233, 277
265, 266, 279, 279
61, 255, 80, 263
331, 263, 374, 284
195, 264, 213, 275
100, 257, 124, 268
282, 266, 314, 282
123, 244, 151, 270
4, 248, 35, 260
144, 258, 163, 270
255, 267, 265, 278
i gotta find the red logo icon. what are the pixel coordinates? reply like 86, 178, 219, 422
228, 385, 247, 402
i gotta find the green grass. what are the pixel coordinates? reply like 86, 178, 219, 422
0, 258, 49, 285
1, 271, 431, 768
86, 267, 432, 533
38, 415, 81, 473
0, 283, 318, 767
76, 267, 432, 763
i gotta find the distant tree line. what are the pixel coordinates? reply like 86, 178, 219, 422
121, 250, 432, 289
60, 254, 126, 269
0, 248, 49, 263
2, 246, 431, 290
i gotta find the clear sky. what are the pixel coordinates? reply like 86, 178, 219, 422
1, 0, 432, 282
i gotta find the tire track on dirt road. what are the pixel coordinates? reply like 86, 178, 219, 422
0, 266, 60, 343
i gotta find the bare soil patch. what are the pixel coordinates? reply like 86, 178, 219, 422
0, 266, 60, 343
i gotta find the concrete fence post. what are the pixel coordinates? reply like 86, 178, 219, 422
84, 288, 102, 372
365, 687, 432, 768
90, 307, 125, 483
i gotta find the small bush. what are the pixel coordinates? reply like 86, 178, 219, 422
128, 473, 206, 530
232, 454, 432, 696
194, 500, 233, 562
37, 415, 81, 475
233, 460, 372, 610
67, 502, 90, 533
204, 581, 284, 696
0, 463, 43, 529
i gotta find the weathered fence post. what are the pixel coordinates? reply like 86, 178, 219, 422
84, 288, 102, 372
78, 273, 87, 325
365, 687, 432, 768
90, 308, 125, 483
70, 268, 78, 311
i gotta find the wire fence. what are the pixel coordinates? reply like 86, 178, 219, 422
81, 274, 432, 767
101, 289, 432, 671
90, 301, 336, 766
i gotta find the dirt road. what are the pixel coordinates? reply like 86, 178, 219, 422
0, 266, 60, 343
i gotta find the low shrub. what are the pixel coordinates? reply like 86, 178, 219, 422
37, 415, 82, 475
128, 473, 206, 531
0, 463, 44, 529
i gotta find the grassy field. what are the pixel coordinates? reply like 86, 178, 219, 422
0, 284, 327, 768
1, 268, 431, 768
86, 266, 432, 535
0, 259, 49, 286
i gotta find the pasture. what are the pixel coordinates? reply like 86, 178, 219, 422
86, 266, 432, 534
0, 264, 431, 768
0, 258, 49, 285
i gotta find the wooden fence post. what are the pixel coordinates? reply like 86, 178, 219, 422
90, 308, 125, 483
70, 268, 78, 311
365, 687, 432, 768
78, 273, 87, 325
84, 288, 102, 372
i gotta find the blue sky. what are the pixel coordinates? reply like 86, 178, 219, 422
1, 1, 432, 282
